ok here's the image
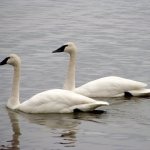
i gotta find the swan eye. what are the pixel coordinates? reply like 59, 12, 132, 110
52, 44, 68, 53
0, 57, 10, 65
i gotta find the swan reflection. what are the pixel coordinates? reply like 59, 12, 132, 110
0, 109, 21, 150
2, 108, 107, 149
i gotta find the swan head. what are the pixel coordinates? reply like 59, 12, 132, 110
0, 54, 21, 67
52, 42, 77, 54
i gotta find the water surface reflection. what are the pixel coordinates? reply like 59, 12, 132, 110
1, 109, 21, 150
1, 108, 107, 149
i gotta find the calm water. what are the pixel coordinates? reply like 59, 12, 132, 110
1, 0, 150, 149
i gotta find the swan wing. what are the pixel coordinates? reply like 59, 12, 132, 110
19, 89, 109, 113
74, 76, 147, 97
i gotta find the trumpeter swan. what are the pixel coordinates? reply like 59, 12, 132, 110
52, 42, 150, 98
0, 54, 109, 113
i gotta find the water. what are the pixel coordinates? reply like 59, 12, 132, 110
0, 0, 150, 149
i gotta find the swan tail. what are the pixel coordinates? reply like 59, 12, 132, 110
128, 89, 150, 97
72, 101, 109, 112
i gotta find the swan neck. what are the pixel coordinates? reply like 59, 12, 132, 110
64, 52, 76, 90
7, 65, 20, 109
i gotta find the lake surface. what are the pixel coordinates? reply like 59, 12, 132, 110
0, 0, 150, 149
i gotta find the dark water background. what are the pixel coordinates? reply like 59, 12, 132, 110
0, 0, 150, 149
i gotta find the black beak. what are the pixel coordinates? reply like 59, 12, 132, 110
0, 57, 10, 65
52, 44, 68, 53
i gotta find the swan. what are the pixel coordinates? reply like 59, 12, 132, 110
52, 42, 150, 98
0, 54, 109, 113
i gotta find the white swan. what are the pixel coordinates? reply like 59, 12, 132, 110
0, 54, 109, 113
52, 42, 150, 98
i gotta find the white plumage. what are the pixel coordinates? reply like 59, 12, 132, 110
18, 89, 109, 113
53, 42, 150, 98
0, 54, 109, 113
74, 76, 149, 97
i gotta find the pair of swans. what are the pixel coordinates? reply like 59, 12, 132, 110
2, 43, 149, 113
53, 42, 150, 98
0, 54, 109, 113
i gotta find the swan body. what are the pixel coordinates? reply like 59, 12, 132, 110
17, 89, 109, 113
53, 42, 150, 98
0, 54, 109, 113
74, 76, 150, 97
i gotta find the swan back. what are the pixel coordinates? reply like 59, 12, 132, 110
18, 89, 109, 113
74, 76, 147, 97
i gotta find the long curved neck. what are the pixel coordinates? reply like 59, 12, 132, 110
7, 64, 20, 109
63, 52, 76, 91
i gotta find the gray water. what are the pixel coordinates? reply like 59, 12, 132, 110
1, 0, 150, 149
